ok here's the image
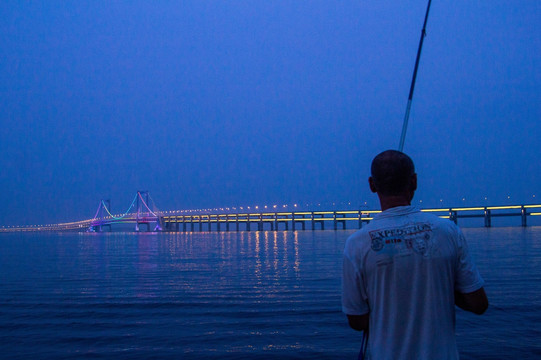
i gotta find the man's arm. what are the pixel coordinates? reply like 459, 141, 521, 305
455, 287, 488, 315
346, 314, 369, 332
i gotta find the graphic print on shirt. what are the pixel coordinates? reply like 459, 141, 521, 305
369, 223, 433, 258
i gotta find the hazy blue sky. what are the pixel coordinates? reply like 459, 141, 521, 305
1, 1, 539, 226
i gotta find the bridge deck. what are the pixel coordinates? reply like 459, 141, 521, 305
4, 205, 541, 232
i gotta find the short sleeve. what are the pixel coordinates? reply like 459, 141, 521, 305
342, 252, 369, 315
454, 228, 485, 293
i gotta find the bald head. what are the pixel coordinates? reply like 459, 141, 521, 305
370, 150, 416, 197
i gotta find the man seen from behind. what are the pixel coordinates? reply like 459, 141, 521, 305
342, 150, 488, 359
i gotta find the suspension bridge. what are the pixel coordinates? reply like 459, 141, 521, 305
87, 191, 163, 232
4, 191, 165, 232
1, 191, 541, 232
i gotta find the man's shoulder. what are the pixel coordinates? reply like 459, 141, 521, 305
423, 212, 461, 234
344, 226, 374, 255
344, 217, 402, 253
345, 211, 461, 245
346, 218, 384, 240
367, 209, 462, 241
345, 227, 370, 245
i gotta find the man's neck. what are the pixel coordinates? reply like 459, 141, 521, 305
378, 195, 412, 211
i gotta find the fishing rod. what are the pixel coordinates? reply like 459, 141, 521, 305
398, 0, 433, 152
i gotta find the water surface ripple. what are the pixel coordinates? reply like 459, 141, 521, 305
0, 228, 540, 359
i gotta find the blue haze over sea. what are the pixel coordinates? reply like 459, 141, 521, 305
1, 228, 540, 359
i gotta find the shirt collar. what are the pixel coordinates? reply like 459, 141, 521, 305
373, 205, 419, 220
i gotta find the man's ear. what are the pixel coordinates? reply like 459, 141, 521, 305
411, 173, 418, 191
369, 177, 377, 193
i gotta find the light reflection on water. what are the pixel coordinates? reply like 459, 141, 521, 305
0, 228, 540, 359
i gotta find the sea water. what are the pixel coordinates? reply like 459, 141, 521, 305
0, 228, 540, 359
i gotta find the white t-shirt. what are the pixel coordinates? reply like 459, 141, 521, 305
342, 205, 484, 360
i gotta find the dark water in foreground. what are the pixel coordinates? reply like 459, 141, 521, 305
0, 228, 540, 359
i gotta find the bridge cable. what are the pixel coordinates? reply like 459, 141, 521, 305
147, 193, 161, 214
100, 194, 138, 220
137, 192, 159, 217
91, 202, 103, 220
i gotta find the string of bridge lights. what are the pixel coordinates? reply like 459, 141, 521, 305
157, 194, 536, 215
158, 201, 359, 215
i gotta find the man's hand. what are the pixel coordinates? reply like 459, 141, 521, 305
455, 287, 488, 315
346, 314, 369, 331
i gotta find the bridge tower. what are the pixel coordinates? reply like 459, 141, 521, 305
135, 191, 163, 232
98, 199, 112, 232
135, 191, 149, 232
